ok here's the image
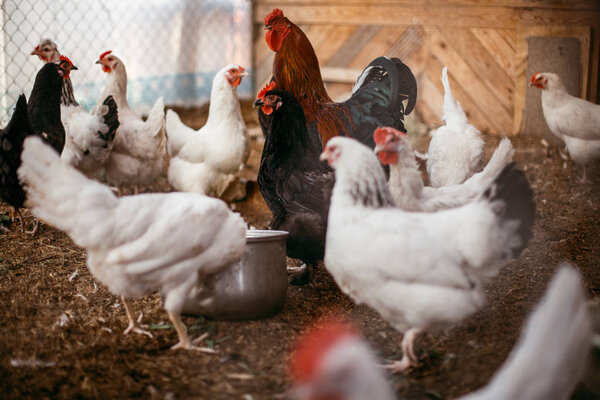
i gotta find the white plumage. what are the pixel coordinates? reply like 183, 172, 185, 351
427, 66, 485, 187
18, 136, 247, 351
321, 137, 534, 371
167, 64, 250, 198
95, 52, 166, 191
374, 127, 514, 211
530, 72, 600, 182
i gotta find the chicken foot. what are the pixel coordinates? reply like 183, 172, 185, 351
168, 312, 217, 353
383, 327, 422, 373
122, 296, 153, 338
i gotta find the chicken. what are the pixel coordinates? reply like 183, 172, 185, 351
31, 40, 121, 175
0, 95, 36, 231
373, 127, 514, 211
263, 8, 417, 149
255, 89, 334, 285
320, 137, 534, 371
166, 65, 250, 197
28, 58, 75, 154
426, 66, 485, 187
95, 51, 166, 193
530, 72, 600, 182
288, 265, 592, 400
60, 96, 120, 176
18, 136, 247, 351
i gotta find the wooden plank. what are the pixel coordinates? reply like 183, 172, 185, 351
347, 26, 408, 69
422, 27, 512, 132
327, 25, 381, 67
589, 28, 599, 102
256, 0, 600, 10
471, 28, 516, 73
387, 26, 425, 60
254, 4, 600, 28
321, 66, 364, 83
439, 27, 513, 114
314, 25, 358, 64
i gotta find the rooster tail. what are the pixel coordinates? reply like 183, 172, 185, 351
145, 96, 167, 153
460, 265, 592, 400
483, 163, 535, 258
165, 109, 190, 157
96, 95, 119, 145
18, 136, 117, 243
11, 94, 31, 131
440, 66, 467, 128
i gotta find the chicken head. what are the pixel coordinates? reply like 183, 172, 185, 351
264, 8, 291, 52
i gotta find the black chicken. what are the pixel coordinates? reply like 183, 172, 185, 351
255, 89, 334, 285
0, 94, 36, 231
27, 58, 77, 153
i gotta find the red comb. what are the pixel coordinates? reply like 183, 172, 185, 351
264, 8, 284, 26
373, 126, 406, 145
99, 50, 112, 60
59, 55, 73, 65
257, 81, 277, 100
530, 72, 540, 82
289, 317, 357, 383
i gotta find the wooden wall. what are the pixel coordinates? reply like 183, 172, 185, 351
252, 1, 600, 135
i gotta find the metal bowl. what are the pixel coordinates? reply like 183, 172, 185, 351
181, 230, 289, 320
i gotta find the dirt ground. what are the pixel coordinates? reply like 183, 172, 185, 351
1, 103, 599, 400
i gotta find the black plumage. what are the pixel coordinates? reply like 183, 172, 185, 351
27, 62, 66, 153
256, 89, 334, 285
0, 94, 36, 220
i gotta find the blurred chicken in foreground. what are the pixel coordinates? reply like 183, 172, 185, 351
374, 127, 514, 211
288, 265, 592, 400
530, 72, 600, 183
167, 65, 250, 198
18, 136, 247, 351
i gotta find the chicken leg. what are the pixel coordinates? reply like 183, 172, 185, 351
168, 311, 217, 353
122, 296, 153, 338
383, 327, 422, 373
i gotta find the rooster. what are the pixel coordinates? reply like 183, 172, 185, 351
426, 66, 485, 187
0, 95, 36, 232
31, 40, 121, 176
288, 265, 592, 400
530, 72, 600, 182
320, 137, 534, 372
373, 127, 514, 211
255, 89, 334, 285
166, 65, 250, 198
263, 8, 417, 149
95, 51, 166, 193
18, 136, 247, 351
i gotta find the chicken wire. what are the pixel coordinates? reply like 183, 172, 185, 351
0, 0, 252, 124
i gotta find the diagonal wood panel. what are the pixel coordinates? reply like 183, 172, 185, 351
327, 25, 382, 67
471, 28, 515, 74
348, 26, 408, 69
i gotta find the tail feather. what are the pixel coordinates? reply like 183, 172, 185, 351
484, 163, 535, 258
165, 109, 194, 157
440, 66, 467, 128
464, 138, 514, 188
95, 95, 119, 145
145, 97, 165, 138
460, 265, 592, 400
18, 136, 117, 246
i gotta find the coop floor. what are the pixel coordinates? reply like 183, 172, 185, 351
1, 109, 599, 399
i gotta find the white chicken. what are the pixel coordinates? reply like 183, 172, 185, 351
95, 51, 166, 193
426, 66, 485, 187
166, 65, 250, 198
18, 136, 247, 351
31, 40, 120, 175
320, 137, 534, 372
288, 265, 592, 400
373, 127, 514, 211
530, 72, 600, 182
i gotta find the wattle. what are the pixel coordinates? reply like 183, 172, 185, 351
377, 151, 398, 165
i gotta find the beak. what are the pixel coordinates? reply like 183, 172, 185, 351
319, 151, 328, 162
30, 49, 39, 56
528, 81, 535, 87
253, 98, 264, 108
373, 143, 385, 154
240, 70, 250, 77
263, 25, 272, 31
95, 59, 102, 64
71, 65, 78, 71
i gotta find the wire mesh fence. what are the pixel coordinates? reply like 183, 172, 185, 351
0, 0, 252, 124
